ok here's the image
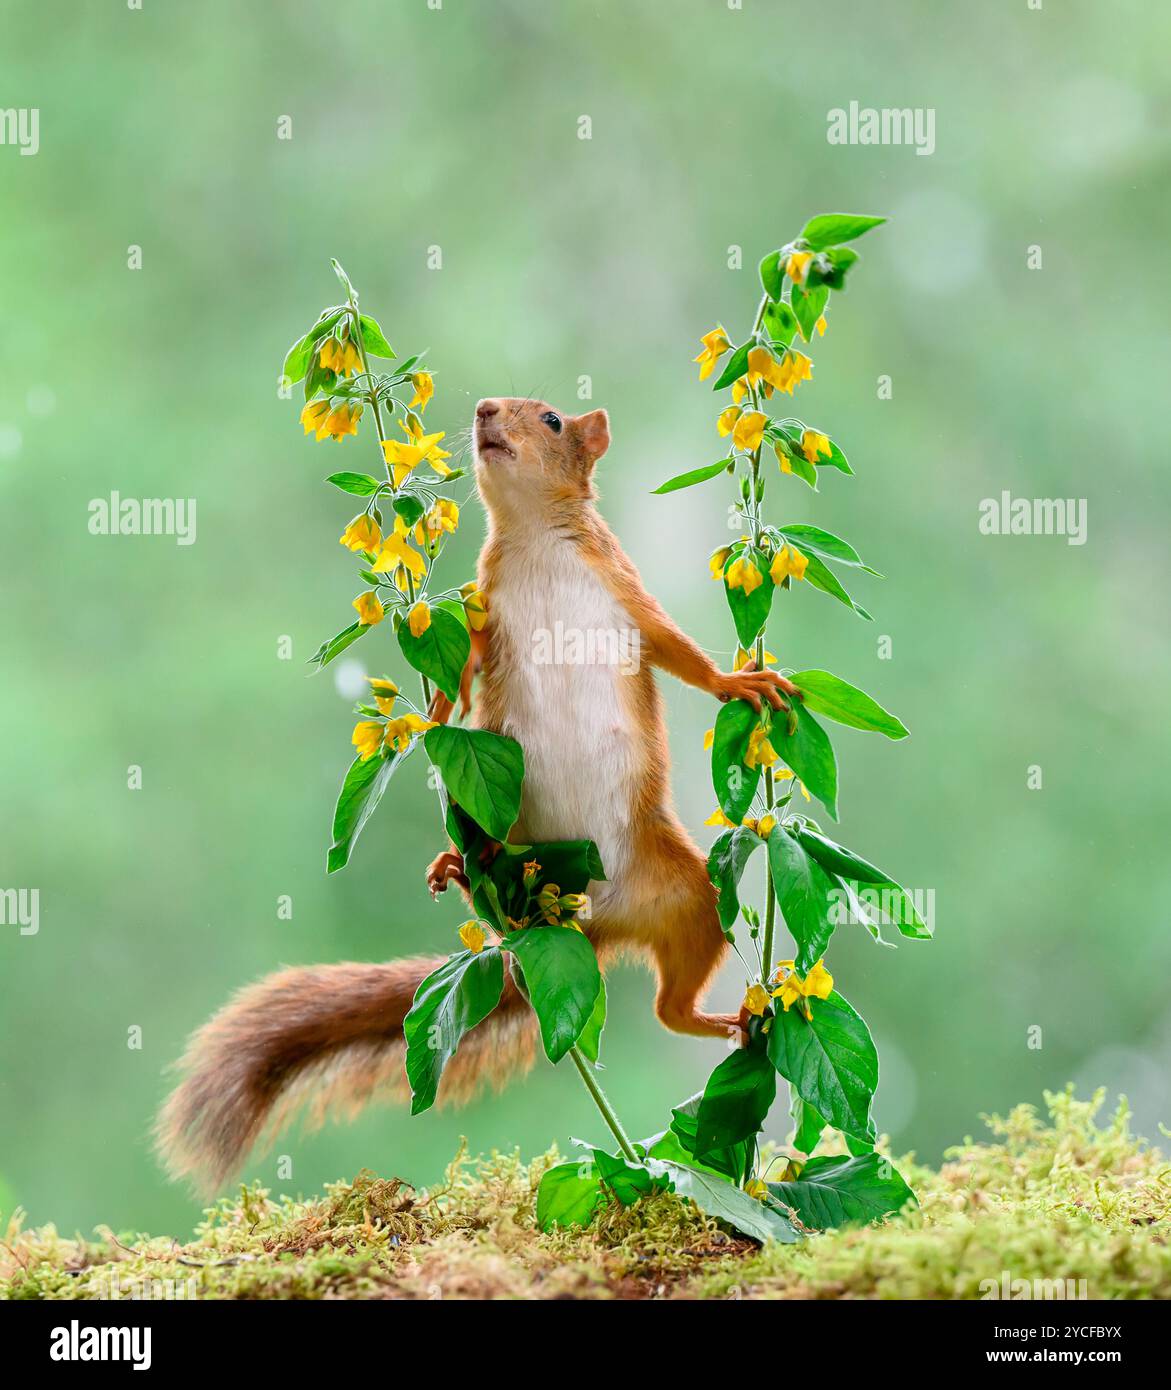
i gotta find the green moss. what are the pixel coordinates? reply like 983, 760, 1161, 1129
3, 1089, 1168, 1300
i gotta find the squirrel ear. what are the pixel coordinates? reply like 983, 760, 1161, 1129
572, 409, 610, 466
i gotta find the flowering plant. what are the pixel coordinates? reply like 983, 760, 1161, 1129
283, 222, 931, 1244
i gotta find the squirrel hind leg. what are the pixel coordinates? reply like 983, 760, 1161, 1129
649, 896, 742, 1041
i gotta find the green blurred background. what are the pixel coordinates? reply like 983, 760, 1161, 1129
2, 0, 1169, 1236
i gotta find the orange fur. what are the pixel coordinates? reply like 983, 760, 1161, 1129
158, 396, 776, 1194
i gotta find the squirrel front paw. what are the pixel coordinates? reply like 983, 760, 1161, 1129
715, 660, 798, 713
426, 850, 469, 897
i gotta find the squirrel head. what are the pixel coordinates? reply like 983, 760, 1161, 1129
473, 397, 610, 517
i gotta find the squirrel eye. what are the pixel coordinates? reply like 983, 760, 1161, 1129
539, 411, 562, 434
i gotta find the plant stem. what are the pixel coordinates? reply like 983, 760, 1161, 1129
345, 296, 395, 490
403, 572, 433, 708
569, 1045, 639, 1163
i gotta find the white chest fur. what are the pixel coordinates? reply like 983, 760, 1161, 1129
487, 534, 639, 887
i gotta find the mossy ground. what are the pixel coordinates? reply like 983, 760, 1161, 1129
3, 1089, 1168, 1300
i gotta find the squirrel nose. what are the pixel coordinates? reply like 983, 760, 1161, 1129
476, 399, 500, 421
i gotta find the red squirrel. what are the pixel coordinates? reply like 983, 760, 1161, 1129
157, 398, 792, 1194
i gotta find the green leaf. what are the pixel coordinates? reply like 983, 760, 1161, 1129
782, 450, 819, 490
358, 314, 395, 358
723, 543, 775, 648
403, 948, 504, 1114
800, 213, 886, 251
766, 825, 839, 973
695, 1041, 777, 1157
796, 827, 931, 940
282, 309, 345, 384
767, 990, 878, 1145
503, 925, 602, 1064
652, 458, 733, 495
424, 725, 524, 842
790, 284, 828, 342
398, 607, 470, 702
759, 249, 784, 300
392, 494, 426, 528
777, 523, 880, 575
577, 977, 607, 1065
790, 1094, 826, 1155
712, 340, 752, 391
762, 300, 799, 348
325, 471, 382, 497
790, 670, 908, 739
659, 1161, 802, 1245
808, 246, 859, 291
802, 553, 872, 621
773, 702, 838, 821
707, 825, 764, 930
327, 750, 401, 874
654, 1091, 750, 1184
710, 699, 761, 824
769, 1153, 913, 1230
536, 1159, 603, 1230
307, 619, 371, 671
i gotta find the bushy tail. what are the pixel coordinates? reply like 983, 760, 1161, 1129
156, 957, 537, 1196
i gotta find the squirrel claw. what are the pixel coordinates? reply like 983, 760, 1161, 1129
717, 660, 797, 714
426, 850, 468, 897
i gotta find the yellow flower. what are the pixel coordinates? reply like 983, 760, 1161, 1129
753, 348, 813, 399
351, 720, 385, 761
800, 430, 831, 465
352, 591, 384, 626
708, 546, 732, 582
458, 920, 486, 954
523, 860, 541, 886
731, 410, 767, 453
731, 378, 750, 406
771, 545, 808, 584
734, 646, 776, 671
300, 400, 331, 439
368, 677, 398, 716
317, 337, 344, 373
772, 958, 834, 1019
774, 768, 811, 802
703, 727, 714, 751
460, 581, 488, 632
781, 350, 813, 393
409, 371, 434, 412
340, 513, 381, 553
725, 553, 763, 596
745, 726, 778, 769
815, 314, 828, 337
324, 402, 362, 440
786, 251, 813, 285
694, 327, 731, 381
560, 892, 590, 914
755, 814, 777, 838
705, 808, 736, 827
408, 601, 431, 637
371, 517, 426, 582
381, 420, 450, 486
774, 441, 793, 475
415, 498, 459, 547
745, 1178, 769, 1200
743, 983, 771, 1017
717, 406, 741, 438
384, 712, 436, 753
